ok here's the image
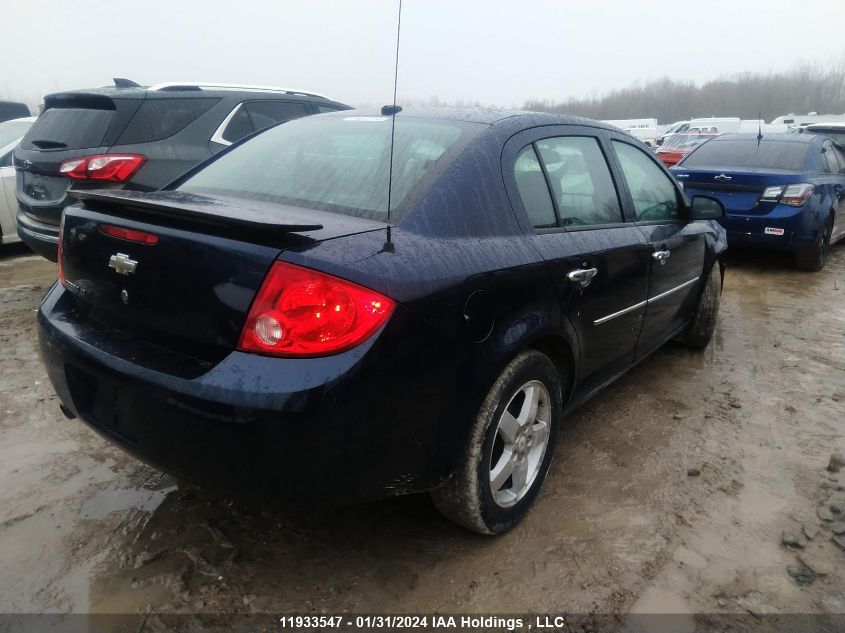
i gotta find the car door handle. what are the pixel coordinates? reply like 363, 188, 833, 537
567, 267, 598, 287
652, 249, 671, 264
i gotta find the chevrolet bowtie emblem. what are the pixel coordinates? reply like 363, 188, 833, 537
714, 173, 732, 182
108, 253, 138, 276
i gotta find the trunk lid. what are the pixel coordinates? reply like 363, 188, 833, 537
671, 167, 808, 213
60, 190, 386, 363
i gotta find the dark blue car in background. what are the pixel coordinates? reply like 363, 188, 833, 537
672, 133, 845, 270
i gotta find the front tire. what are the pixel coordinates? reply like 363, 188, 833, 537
431, 350, 564, 535
795, 218, 832, 272
684, 265, 721, 350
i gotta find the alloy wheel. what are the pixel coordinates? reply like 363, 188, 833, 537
489, 380, 552, 508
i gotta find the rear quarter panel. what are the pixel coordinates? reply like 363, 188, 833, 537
278, 126, 579, 477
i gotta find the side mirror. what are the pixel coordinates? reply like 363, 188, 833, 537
689, 195, 725, 220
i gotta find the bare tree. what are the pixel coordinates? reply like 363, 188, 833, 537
525, 57, 845, 123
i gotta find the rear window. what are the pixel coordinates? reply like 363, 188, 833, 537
178, 115, 482, 221
682, 139, 811, 171
0, 119, 33, 148
116, 98, 218, 144
21, 107, 113, 150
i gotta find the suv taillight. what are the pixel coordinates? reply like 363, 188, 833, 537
59, 154, 146, 182
237, 261, 395, 357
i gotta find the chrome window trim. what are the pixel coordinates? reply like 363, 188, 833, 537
593, 276, 700, 325
209, 103, 244, 146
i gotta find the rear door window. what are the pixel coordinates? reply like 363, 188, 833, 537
514, 145, 556, 227
221, 106, 254, 143
244, 101, 310, 133
613, 140, 681, 222
831, 146, 845, 174
535, 136, 623, 226
116, 97, 218, 144
822, 146, 841, 174
21, 107, 113, 150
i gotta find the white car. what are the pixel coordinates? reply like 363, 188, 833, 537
0, 117, 35, 245
799, 122, 845, 146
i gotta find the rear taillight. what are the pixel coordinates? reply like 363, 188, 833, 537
759, 183, 814, 207
780, 184, 814, 207
57, 220, 66, 287
760, 186, 784, 202
98, 224, 159, 244
237, 261, 395, 357
59, 154, 146, 182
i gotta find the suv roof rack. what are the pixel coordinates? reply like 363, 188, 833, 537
147, 82, 329, 99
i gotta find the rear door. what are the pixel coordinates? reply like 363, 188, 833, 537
504, 126, 652, 395
609, 137, 706, 357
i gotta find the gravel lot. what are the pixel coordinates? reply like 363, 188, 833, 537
1, 242, 844, 631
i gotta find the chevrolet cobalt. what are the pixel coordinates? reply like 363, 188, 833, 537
39, 109, 726, 534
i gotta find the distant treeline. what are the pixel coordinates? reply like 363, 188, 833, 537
525, 62, 845, 124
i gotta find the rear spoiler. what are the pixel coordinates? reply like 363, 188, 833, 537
75, 190, 324, 239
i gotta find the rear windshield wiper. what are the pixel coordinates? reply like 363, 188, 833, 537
29, 140, 68, 149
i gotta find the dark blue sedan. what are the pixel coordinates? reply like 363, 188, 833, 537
672, 133, 845, 270
39, 109, 727, 534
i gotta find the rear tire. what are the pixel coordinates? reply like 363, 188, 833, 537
795, 218, 832, 272
431, 350, 564, 535
684, 265, 721, 350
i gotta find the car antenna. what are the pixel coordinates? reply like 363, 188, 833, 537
757, 112, 763, 146
380, 0, 403, 254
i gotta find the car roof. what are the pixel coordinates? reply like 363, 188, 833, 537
318, 106, 618, 131
710, 132, 823, 145
43, 82, 337, 102
805, 122, 845, 131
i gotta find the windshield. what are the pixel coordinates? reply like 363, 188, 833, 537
0, 119, 33, 149
681, 139, 811, 171
179, 114, 482, 222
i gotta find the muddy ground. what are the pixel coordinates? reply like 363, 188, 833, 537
0, 242, 844, 632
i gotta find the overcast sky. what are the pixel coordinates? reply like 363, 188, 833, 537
3, 0, 844, 109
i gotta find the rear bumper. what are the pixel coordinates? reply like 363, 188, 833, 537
16, 208, 59, 261
720, 205, 815, 252
38, 283, 463, 507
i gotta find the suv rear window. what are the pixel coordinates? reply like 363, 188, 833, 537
116, 98, 218, 144
682, 139, 811, 171
21, 107, 113, 150
178, 115, 482, 221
